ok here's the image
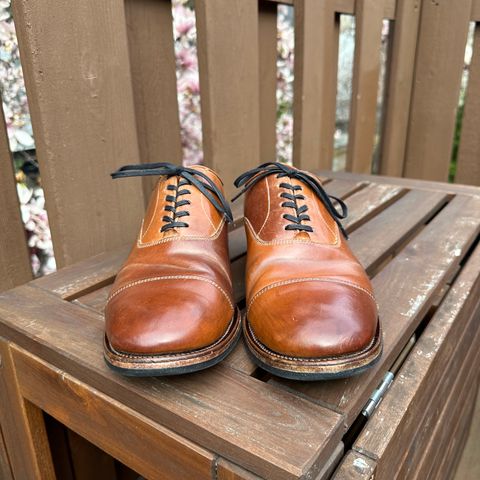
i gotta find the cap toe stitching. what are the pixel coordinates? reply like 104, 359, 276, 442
247, 277, 377, 315
106, 274, 234, 310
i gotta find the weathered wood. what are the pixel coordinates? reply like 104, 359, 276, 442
349, 189, 449, 274
416, 351, 480, 480
0, 285, 344, 480
380, 0, 421, 176
0, 106, 32, 291
456, 24, 480, 186
0, 339, 55, 479
196, 0, 260, 197
276, 194, 480, 425
222, 339, 257, 376
346, 0, 384, 173
343, 183, 406, 232
331, 450, 376, 480
12, 0, 145, 267
125, 0, 183, 199
404, 0, 472, 181
258, 0, 277, 163
324, 179, 367, 200
34, 244, 131, 300
293, 0, 339, 170
353, 245, 480, 478
321, 170, 480, 196
12, 345, 215, 480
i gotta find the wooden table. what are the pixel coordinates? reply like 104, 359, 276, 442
1, 172, 479, 480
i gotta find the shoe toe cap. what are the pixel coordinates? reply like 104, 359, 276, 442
105, 277, 234, 354
248, 279, 378, 358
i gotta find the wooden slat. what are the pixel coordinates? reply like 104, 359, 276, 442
274, 194, 480, 425
12, 345, 215, 480
221, 338, 257, 376
124, 0, 183, 199
321, 169, 480, 195
324, 179, 367, 199
293, 0, 339, 170
34, 244, 131, 300
353, 244, 480, 478
346, 0, 384, 173
415, 346, 480, 480
0, 426, 13, 480
349, 189, 449, 274
12, 0, 145, 267
456, 24, 480, 186
406, 328, 480, 479
379, 0, 421, 176
403, 0, 472, 181
196, 0, 260, 197
0, 340, 55, 479
342, 183, 406, 232
0, 107, 32, 291
331, 450, 376, 479
258, 0, 277, 163
0, 285, 344, 480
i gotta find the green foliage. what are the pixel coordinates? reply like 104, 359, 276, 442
449, 103, 464, 183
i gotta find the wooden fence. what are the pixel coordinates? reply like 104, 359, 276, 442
1, 0, 480, 289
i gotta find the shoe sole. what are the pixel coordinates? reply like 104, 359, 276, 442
243, 315, 383, 381
104, 308, 242, 376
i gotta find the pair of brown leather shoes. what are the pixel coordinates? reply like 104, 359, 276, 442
104, 162, 382, 380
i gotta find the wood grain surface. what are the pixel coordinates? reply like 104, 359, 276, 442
11, 0, 145, 267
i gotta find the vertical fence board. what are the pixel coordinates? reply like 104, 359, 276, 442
379, 0, 421, 176
125, 0, 183, 199
12, 0, 145, 268
258, 0, 277, 163
404, 0, 472, 181
0, 109, 32, 291
346, 0, 384, 173
293, 0, 339, 171
196, 0, 260, 196
456, 24, 480, 186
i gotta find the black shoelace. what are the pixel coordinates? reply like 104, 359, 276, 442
233, 162, 348, 238
111, 162, 233, 232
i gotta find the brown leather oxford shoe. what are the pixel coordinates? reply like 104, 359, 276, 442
104, 163, 240, 376
234, 163, 382, 380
